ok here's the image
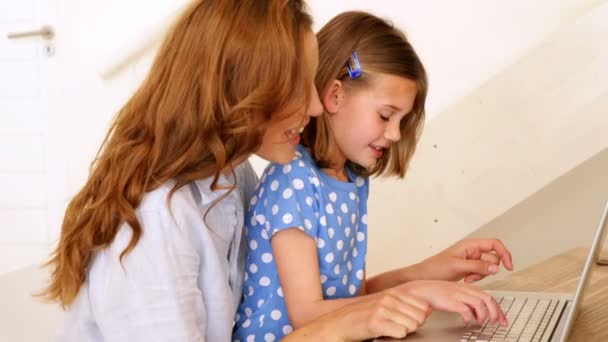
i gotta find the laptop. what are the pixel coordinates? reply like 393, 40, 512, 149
378, 199, 608, 342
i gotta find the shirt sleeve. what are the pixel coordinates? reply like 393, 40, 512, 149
87, 203, 207, 342
254, 162, 319, 241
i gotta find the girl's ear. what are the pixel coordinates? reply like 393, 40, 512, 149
322, 80, 345, 114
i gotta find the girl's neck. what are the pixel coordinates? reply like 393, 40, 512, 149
322, 146, 348, 182
322, 156, 348, 182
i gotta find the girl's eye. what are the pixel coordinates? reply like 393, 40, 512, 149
379, 113, 391, 122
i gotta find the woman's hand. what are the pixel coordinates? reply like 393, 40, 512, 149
399, 280, 508, 327
283, 290, 432, 342
415, 238, 514, 283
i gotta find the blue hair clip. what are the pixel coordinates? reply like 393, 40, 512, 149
346, 52, 362, 79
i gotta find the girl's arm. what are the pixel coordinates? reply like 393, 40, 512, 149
365, 238, 514, 293
271, 228, 372, 328
273, 228, 507, 330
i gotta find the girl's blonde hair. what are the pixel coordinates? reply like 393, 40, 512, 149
41, 0, 313, 308
303, 11, 427, 178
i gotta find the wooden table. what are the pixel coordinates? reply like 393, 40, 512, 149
483, 247, 608, 341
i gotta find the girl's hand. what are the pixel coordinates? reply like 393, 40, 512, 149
284, 290, 432, 342
416, 238, 514, 283
400, 280, 508, 327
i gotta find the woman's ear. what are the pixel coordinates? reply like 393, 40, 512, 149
322, 80, 344, 114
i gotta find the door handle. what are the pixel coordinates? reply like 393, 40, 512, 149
7, 25, 55, 40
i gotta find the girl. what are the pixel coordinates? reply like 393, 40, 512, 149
40, 1, 431, 341
234, 11, 513, 341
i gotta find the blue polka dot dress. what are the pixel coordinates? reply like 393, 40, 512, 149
233, 145, 369, 341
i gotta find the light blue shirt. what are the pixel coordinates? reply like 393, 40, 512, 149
233, 145, 369, 341
57, 161, 258, 342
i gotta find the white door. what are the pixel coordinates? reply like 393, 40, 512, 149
0, 0, 67, 275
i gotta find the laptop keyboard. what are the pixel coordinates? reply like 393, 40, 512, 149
460, 296, 560, 342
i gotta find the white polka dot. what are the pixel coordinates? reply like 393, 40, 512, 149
282, 213, 293, 224
329, 192, 337, 202
341, 203, 348, 214
268, 165, 276, 175
271, 310, 282, 320
356, 177, 365, 187
283, 165, 292, 174
245, 307, 253, 317
283, 325, 293, 335
277, 287, 283, 297
325, 203, 334, 214
250, 240, 258, 250
259, 314, 265, 327
325, 252, 334, 263
343, 251, 349, 261
311, 176, 320, 187
272, 204, 279, 215
247, 335, 255, 342
317, 238, 325, 248
261, 229, 269, 240
349, 284, 357, 295
242, 319, 251, 328
353, 247, 358, 257
361, 214, 367, 224
342, 274, 348, 285
328, 228, 335, 239
248, 286, 254, 296
270, 180, 279, 191
258, 299, 264, 308
250, 196, 258, 206
250, 215, 256, 226
296, 203, 301, 212
283, 188, 293, 199
357, 232, 365, 242
347, 261, 353, 271
265, 333, 276, 342
320, 275, 328, 284
350, 237, 355, 247
345, 227, 351, 237
262, 253, 273, 263
326, 286, 336, 296
298, 160, 305, 167
305, 196, 313, 206
304, 219, 312, 230
349, 192, 356, 200
337, 216, 342, 226
351, 214, 356, 224
334, 264, 340, 274
256, 214, 266, 225
320, 216, 327, 226
259, 276, 271, 286
336, 240, 344, 250
293, 178, 304, 190
356, 269, 364, 280
258, 187, 265, 197
244, 272, 248, 281
249, 264, 258, 274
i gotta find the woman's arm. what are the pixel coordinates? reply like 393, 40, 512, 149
282, 293, 429, 342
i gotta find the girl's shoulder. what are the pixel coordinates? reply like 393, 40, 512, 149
259, 145, 319, 183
